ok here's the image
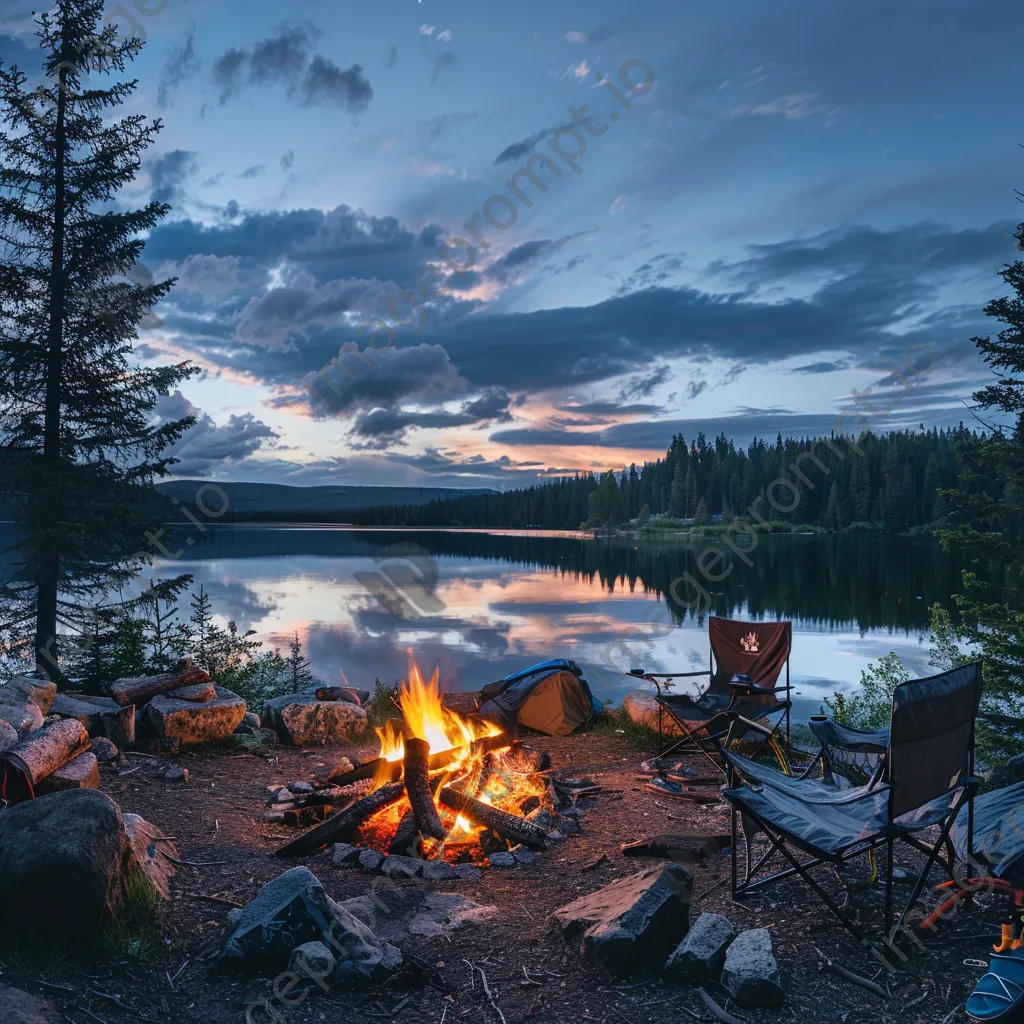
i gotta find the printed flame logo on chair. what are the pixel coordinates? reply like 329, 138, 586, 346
740, 631, 760, 653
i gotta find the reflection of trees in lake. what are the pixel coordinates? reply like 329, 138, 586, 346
174, 527, 1005, 633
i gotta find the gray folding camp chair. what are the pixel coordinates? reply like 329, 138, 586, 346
722, 662, 984, 951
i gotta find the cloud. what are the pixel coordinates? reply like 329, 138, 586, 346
280, 149, 295, 171
731, 92, 836, 121
430, 51, 458, 86
239, 164, 266, 179
618, 366, 670, 400
419, 24, 435, 37
793, 360, 849, 374
609, 194, 629, 215
296, 57, 374, 112
565, 26, 617, 45
299, 343, 468, 418
494, 125, 561, 164
156, 391, 279, 475
210, 25, 372, 113
387, 45, 398, 69
156, 254, 267, 297
149, 150, 199, 206
351, 387, 513, 446
437, 30, 452, 43
158, 29, 199, 108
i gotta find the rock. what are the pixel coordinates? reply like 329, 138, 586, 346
358, 848, 384, 873
324, 756, 355, 782
133, 708, 158, 743
526, 806, 556, 831
622, 690, 685, 736
557, 816, 582, 836
0, 675, 56, 714
551, 863, 693, 977
261, 694, 368, 747
219, 866, 401, 982
145, 685, 246, 745
453, 863, 482, 880
721, 928, 785, 1009
0, 719, 17, 754
163, 765, 189, 783
51, 693, 120, 737
421, 858, 457, 881
164, 680, 216, 703
383, 854, 423, 879
243, 711, 262, 729
407, 893, 497, 936
664, 912, 735, 985
330, 844, 361, 868
0, 789, 128, 937
0, 699, 44, 737
0, 983, 60, 1023
512, 848, 536, 866
288, 940, 336, 983
488, 851, 516, 868
35, 751, 100, 794
91, 737, 119, 763
288, 781, 314, 795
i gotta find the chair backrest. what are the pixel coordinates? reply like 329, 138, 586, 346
707, 617, 792, 701
886, 661, 983, 819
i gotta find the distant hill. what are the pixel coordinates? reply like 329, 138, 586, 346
152, 480, 498, 521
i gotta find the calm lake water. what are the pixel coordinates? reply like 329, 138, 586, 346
156, 525, 1003, 722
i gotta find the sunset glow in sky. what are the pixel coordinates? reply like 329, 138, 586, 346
2, 0, 1020, 488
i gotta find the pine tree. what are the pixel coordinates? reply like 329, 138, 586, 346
287, 632, 315, 690
824, 481, 842, 531
668, 455, 686, 518
694, 497, 709, 523
0, 1, 197, 679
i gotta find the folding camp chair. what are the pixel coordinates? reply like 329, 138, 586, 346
722, 661, 984, 952
629, 616, 793, 775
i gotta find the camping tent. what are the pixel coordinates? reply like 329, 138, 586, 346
476, 659, 601, 737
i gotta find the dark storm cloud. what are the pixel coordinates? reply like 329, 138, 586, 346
157, 29, 199, 109
794, 360, 849, 374
148, 150, 199, 206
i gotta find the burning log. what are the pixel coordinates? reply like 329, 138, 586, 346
110, 660, 210, 706
388, 809, 423, 857
403, 737, 447, 841
275, 781, 405, 858
328, 732, 511, 788
439, 786, 548, 849
2, 718, 89, 788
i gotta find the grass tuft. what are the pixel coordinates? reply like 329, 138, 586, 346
593, 705, 660, 751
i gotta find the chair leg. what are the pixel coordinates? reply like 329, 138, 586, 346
730, 803, 738, 897
884, 838, 894, 934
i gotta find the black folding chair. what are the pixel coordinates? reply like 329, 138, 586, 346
722, 662, 984, 953
629, 616, 793, 775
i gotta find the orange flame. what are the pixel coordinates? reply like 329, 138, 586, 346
375, 661, 500, 763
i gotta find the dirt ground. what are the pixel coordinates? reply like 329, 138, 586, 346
0, 726, 1003, 1024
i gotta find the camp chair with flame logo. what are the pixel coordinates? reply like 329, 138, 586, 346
721, 661, 983, 951
628, 617, 793, 775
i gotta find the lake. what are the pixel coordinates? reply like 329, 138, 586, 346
159, 525, 1003, 721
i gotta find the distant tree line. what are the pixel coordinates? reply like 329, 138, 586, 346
348, 425, 997, 534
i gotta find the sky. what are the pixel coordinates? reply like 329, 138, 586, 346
2, 0, 1023, 489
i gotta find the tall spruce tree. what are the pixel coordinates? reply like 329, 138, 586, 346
939, 218, 1024, 759
0, 1, 196, 679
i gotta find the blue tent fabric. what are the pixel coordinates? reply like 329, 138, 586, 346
477, 659, 601, 736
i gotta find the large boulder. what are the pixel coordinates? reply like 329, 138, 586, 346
551, 863, 692, 976
622, 691, 685, 736
219, 866, 401, 983
721, 928, 785, 1009
50, 693, 135, 746
665, 911, 735, 985
0, 789, 127, 937
262, 694, 368, 747
145, 685, 246, 744
0, 699, 44, 738
164, 680, 216, 703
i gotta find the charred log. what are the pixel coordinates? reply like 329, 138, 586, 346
275, 781, 405, 857
388, 809, 423, 857
403, 737, 447, 841
439, 786, 548, 849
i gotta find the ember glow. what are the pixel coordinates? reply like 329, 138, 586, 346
374, 661, 502, 763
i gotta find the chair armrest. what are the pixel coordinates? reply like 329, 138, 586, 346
728, 679, 788, 695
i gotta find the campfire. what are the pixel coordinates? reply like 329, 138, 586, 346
273, 663, 564, 866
